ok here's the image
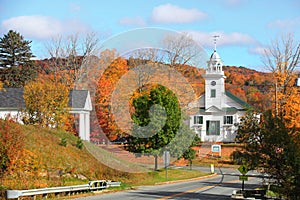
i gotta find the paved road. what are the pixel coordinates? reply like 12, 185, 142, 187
74, 167, 263, 200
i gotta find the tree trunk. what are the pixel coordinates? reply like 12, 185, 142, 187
154, 155, 158, 171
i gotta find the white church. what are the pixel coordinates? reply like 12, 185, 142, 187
188, 46, 248, 143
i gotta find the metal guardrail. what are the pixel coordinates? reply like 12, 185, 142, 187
6, 180, 121, 199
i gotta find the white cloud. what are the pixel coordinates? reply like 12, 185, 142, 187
151, 4, 207, 24
1, 15, 91, 39
119, 16, 146, 26
69, 3, 81, 12
187, 31, 258, 48
248, 46, 269, 56
268, 17, 300, 30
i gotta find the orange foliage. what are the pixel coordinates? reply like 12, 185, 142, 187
0, 119, 25, 176
35, 55, 277, 140
273, 72, 300, 130
95, 57, 128, 138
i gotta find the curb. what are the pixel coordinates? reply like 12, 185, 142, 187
154, 173, 218, 185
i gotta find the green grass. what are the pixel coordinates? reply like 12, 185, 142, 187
83, 141, 150, 173
132, 168, 209, 186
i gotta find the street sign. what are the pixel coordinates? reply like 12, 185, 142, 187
163, 151, 170, 167
239, 175, 248, 181
238, 164, 248, 175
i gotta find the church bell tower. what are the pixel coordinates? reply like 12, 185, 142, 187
203, 36, 226, 110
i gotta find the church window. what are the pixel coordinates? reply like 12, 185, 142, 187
224, 116, 233, 124
194, 116, 203, 124
211, 89, 216, 98
206, 120, 220, 135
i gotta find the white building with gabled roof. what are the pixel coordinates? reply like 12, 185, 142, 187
0, 88, 92, 141
188, 47, 248, 142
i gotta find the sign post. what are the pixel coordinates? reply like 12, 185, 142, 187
238, 164, 249, 191
164, 151, 170, 181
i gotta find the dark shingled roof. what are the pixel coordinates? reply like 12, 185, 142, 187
68, 90, 89, 109
0, 88, 89, 109
0, 88, 25, 108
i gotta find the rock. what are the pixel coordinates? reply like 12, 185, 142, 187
47, 169, 63, 179
62, 173, 72, 178
75, 174, 87, 180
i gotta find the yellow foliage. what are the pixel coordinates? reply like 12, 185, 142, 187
23, 79, 70, 129
273, 72, 300, 130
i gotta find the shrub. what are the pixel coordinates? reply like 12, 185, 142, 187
59, 138, 67, 147
76, 139, 83, 150
0, 119, 25, 177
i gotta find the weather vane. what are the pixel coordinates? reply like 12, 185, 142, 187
213, 35, 220, 51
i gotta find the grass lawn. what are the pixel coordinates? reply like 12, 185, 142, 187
133, 168, 210, 186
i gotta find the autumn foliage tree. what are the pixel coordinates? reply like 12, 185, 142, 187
95, 57, 128, 139
263, 33, 300, 132
236, 33, 300, 199
23, 80, 70, 129
0, 119, 25, 177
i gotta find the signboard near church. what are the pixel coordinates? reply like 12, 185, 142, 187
211, 144, 221, 157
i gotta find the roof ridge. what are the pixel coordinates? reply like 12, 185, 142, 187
225, 90, 249, 107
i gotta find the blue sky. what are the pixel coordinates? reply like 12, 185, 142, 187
0, 0, 300, 71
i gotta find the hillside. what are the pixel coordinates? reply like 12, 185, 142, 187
0, 120, 207, 192
0, 119, 131, 190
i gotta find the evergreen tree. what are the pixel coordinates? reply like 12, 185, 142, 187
0, 30, 36, 87
236, 110, 300, 199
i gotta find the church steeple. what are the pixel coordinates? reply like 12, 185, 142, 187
203, 36, 226, 110
206, 35, 223, 74
213, 35, 219, 51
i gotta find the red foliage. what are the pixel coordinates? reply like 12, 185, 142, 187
0, 119, 25, 176
95, 57, 128, 138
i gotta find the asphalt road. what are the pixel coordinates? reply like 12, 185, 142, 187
74, 167, 263, 200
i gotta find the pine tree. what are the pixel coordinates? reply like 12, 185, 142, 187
0, 30, 34, 68
0, 30, 36, 87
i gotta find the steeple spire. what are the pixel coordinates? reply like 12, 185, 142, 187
206, 35, 223, 74
213, 35, 219, 51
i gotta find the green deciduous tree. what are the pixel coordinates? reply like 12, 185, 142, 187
236, 110, 300, 199
182, 147, 196, 170
166, 121, 197, 159
126, 85, 181, 170
23, 80, 70, 129
0, 30, 37, 87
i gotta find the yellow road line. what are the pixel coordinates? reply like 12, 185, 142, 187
157, 185, 216, 200
157, 177, 246, 199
